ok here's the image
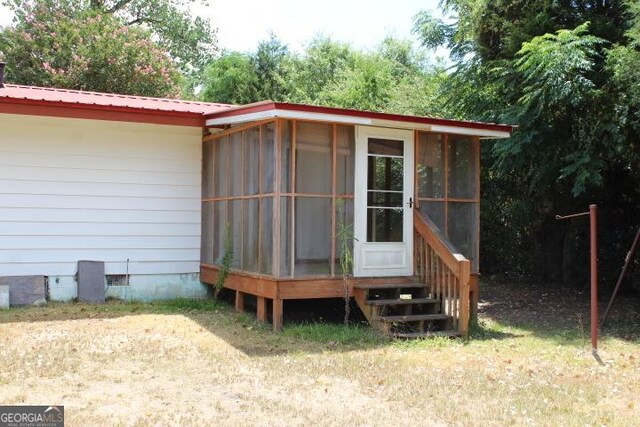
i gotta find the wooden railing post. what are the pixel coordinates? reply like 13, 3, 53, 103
458, 259, 471, 337
414, 210, 473, 337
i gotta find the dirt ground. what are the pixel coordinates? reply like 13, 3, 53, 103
0, 281, 638, 426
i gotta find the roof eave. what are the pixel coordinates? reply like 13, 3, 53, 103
205, 104, 513, 139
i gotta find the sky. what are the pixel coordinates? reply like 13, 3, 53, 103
0, 0, 442, 54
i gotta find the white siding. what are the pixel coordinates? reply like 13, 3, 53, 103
0, 114, 202, 277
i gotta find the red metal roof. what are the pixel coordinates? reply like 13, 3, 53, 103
0, 84, 514, 134
0, 84, 234, 114
205, 101, 515, 133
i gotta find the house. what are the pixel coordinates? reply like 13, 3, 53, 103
0, 65, 513, 335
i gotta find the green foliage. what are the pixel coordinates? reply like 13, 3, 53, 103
286, 37, 356, 104
214, 224, 233, 299
414, 0, 640, 289
336, 198, 354, 325
3, 0, 217, 76
0, 2, 181, 96
502, 23, 608, 196
200, 34, 446, 117
252, 33, 290, 101
516, 23, 604, 118
200, 52, 258, 104
200, 34, 292, 104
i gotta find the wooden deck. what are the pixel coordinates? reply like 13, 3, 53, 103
201, 263, 478, 331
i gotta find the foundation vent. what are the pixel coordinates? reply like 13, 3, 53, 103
106, 274, 129, 286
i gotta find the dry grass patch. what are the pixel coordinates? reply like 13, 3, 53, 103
0, 282, 639, 426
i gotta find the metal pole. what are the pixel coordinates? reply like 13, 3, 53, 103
589, 204, 598, 353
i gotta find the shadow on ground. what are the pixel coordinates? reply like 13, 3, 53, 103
0, 290, 388, 357
478, 278, 640, 343
1, 280, 637, 356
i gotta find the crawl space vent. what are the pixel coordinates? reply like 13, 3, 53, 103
106, 274, 128, 286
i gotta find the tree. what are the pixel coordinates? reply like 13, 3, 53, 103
413, 1, 640, 290
252, 34, 291, 102
286, 37, 356, 104
2, 0, 217, 75
200, 34, 291, 104
199, 52, 258, 105
0, 2, 181, 97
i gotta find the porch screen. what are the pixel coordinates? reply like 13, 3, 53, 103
201, 122, 276, 275
202, 120, 355, 278
416, 132, 479, 271
281, 121, 355, 277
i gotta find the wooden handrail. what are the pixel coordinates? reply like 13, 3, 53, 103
413, 211, 468, 276
414, 210, 471, 336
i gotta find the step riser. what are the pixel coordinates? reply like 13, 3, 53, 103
386, 318, 452, 334
354, 282, 456, 339
376, 304, 440, 317
365, 288, 429, 301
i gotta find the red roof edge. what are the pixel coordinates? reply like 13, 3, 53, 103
0, 96, 206, 127
205, 101, 515, 133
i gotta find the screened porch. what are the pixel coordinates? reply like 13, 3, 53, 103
200, 117, 480, 286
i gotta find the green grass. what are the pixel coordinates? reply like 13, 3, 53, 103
283, 322, 386, 345
1, 291, 639, 426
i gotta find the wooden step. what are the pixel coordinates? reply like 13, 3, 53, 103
365, 298, 439, 306
353, 282, 423, 290
392, 330, 461, 339
379, 313, 450, 322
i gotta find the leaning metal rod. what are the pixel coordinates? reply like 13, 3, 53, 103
555, 205, 598, 353
601, 226, 640, 327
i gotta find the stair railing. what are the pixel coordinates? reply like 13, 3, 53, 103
414, 210, 471, 336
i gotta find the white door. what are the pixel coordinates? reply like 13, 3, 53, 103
354, 126, 414, 277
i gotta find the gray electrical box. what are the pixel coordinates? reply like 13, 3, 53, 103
77, 261, 105, 304
0, 276, 46, 306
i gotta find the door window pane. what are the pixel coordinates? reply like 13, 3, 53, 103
367, 191, 403, 207
367, 208, 403, 242
368, 157, 403, 192
368, 138, 403, 156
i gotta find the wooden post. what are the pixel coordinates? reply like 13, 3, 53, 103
234, 290, 245, 313
272, 298, 283, 331
256, 296, 267, 322
458, 259, 471, 337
